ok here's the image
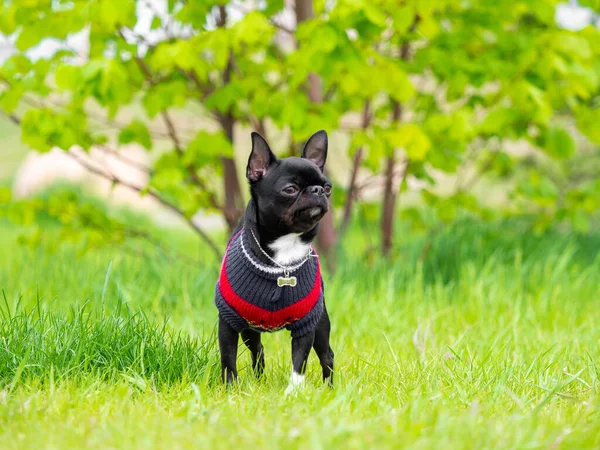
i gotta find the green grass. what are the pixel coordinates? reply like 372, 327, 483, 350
1, 220, 600, 449
0, 298, 216, 387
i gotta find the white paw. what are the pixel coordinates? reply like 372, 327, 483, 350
284, 372, 305, 396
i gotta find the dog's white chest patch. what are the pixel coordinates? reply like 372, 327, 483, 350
269, 234, 311, 265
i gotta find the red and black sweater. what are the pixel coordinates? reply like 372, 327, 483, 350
214, 228, 324, 338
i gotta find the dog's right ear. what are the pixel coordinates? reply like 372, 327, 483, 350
247, 132, 277, 183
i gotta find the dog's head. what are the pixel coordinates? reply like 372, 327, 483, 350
246, 130, 331, 234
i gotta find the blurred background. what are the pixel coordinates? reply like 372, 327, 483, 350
0, 0, 599, 281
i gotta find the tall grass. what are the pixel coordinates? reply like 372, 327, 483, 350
0, 294, 217, 390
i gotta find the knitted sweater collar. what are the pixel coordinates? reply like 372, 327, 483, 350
235, 228, 317, 279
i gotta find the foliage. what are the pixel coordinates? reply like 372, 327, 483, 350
0, 0, 599, 255
0, 184, 219, 264
331, 0, 600, 235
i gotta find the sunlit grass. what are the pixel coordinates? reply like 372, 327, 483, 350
1, 221, 599, 449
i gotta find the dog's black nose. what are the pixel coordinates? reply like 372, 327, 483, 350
308, 185, 324, 196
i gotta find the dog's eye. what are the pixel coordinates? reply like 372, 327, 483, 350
282, 186, 298, 195
323, 184, 332, 195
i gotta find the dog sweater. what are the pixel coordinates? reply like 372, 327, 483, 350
214, 228, 324, 338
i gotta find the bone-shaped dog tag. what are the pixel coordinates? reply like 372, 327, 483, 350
277, 276, 297, 287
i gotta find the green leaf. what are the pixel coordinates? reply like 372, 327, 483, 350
392, 5, 415, 34
480, 108, 516, 136
264, 0, 285, 15
151, 41, 201, 72
0, 5, 17, 34
184, 131, 233, 167
150, 16, 162, 30
194, 28, 229, 71
118, 120, 152, 150
175, 2, 213, 27
81, 60, 105, 81
142, 80, 188, 118
541, 127, 575, 160
385, 64, 415, 103
576, 108, 600, 144
20, 108, 92, 153
420, 189, 438, 206
205, 84, 241, 114
231, 12, 274, 50
55, 65, 82, 90
172, 41, 198, 71
95, 0, 136, 30
417, 15, 440, 38
0, 82, 25, 113
363, 137, 386, 172
386, 124, 431, 161
151, 167, 185, 191
296, 20, 339, 56
446, 73, 468, 102
15, 26, 44, 51
363, 3, 387, 27
554, 34, 592, 61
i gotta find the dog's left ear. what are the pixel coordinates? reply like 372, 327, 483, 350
301, 130, 328, 172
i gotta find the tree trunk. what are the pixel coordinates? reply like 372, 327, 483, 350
218, 6, 244, 232
295, 0, 314, 23
295, 0, 337, 267
381, 41, 411, 256
381, 102, 402, 256
316, 168, 337, 261
341, 100, 371, 232
381, 154, 396, 256
341, 148, 363, 231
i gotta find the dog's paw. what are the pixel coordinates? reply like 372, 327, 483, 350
284, 372, 305, 396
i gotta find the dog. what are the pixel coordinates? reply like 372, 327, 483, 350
214, 130, 334, 393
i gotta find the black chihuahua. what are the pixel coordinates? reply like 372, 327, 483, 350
214, 130, 334, 393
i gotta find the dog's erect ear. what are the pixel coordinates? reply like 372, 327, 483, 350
301, 130, 328, 172
247, 132, 277, 183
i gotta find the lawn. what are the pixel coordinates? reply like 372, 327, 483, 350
0, 219, 599, 449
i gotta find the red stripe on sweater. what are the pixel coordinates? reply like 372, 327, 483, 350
219, 231, 321, 330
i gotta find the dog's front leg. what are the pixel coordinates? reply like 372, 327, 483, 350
241, 329, 265, 378
313, 306, 334, 386
218, 314, 239, 384
285, 331, 315, 395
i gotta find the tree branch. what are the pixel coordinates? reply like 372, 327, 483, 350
66, 150, 222, 258
1, 110, 21, 125
96, 144, 152, 174
459, 149, 499, 193
271, 20, 295, 35
184, 69, 214, 100
1, 110, 221, 256
124, 228, 201, 266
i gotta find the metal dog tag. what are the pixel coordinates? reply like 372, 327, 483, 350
277, 276, 297, 287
